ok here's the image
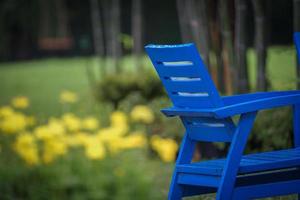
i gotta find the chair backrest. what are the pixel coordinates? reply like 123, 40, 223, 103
145, 43, 223, 109
294, 32, 300, 62
146, 43, 236, 142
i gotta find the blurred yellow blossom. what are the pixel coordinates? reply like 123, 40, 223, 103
82, 117, 99, 130
26, 116, 36, 126
84, 136, 106, 160
111, 111, 127, 126
13, 133, 39, 165
62, 113, 81, 132
0, 106, 14, 117
60, 90, 78, 103
1, 112, 27, 134
121, 132, 147, 149
42, 136, 68, 164
48, 118, 65, 135
130, 105, 154, 124
150, 135, 178, 162
11, 96, 29, 109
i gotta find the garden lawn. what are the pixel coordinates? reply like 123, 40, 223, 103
0, 46, 297, 118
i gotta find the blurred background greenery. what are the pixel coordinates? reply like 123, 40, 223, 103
0, 0, 299, 199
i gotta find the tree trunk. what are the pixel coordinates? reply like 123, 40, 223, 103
89, 0, 105, 79
39, 0, 52, 37
294, 0, 300, 89
193, 0, 211, 68
218, 0, 235, 94
131, 0, 143, 67
54, 0, 69, 37
252, 0, 268, 91
103, 0, 122, 73
90, 0, 104, 57
176, 0, 192, 42
209, 0, 225, 93
235, 0, 250, 93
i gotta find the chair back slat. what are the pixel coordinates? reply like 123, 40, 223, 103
145, 44, 223, 108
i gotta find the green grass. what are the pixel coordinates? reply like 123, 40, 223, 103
0, 47, 297, 117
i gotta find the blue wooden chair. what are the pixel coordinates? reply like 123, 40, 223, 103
145, 43, 300, 200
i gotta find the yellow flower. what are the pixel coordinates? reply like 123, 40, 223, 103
61, 113, 81, 132
111, 111, 127, 126
0, 106, 14, 117
150, 135, 178, 163
121, 132, 147, 149
110, 111, 128, 136
42, 136, 68, 164
13, 133, 39, 165
130, 105, 154, 124
11, 96, 29, 109
82, 117, 99, 130
84, 136, 106, 160
1, 112, 27, 134
60, 90, 78, 103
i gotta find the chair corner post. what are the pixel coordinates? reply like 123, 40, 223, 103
168, 132, 196, 200
293, 104, 300, 148
216, 111, 257, 200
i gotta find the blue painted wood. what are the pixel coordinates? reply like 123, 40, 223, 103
168, 132, 196, 200
145, 44, 223, 108
182, 116, 235, 142
145, 43, 300, 200
162, 91, 300, 118
216, 112, 257, 200
294, 32, 300, 62
232, 179, 300, 199
177, 173, 220, 187
177, 147, 300, 176
294, 32, 300, 200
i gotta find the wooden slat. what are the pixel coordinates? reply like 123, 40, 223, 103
163, 80, 207, 93
183, 116, 235, 142
170, 95, 215, 108
156, 65, 199, 77
177, 173, 220, 187
176, 148, 300, 176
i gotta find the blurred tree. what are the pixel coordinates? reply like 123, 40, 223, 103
235, 0, 250, 93
176, 0, 193, 42
192, 0, 211, 68
219, 0, 235, 94
294, 0, 300, 89
88, 0, 104, 86
176, 0, 210, 68
131, 0, 143, 57
131, 0, 144, 68
252, 0, 269, 91
209, 0, 225, 93
90, 0, 104, 58
103, 0, 122, 73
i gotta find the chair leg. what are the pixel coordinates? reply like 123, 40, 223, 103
216, 112, 257, 200
293, 105, 300, 200
168, 171, 183, 200
168, 132, 196, 200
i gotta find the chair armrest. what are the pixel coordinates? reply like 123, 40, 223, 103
216, 90, 300, 118
161, 107, 217, 118
161, 91, 300, 118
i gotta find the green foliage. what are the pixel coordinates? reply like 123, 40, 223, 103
0, 150, 165, 200
96, 70, 165, 108
247, 108, 293, 153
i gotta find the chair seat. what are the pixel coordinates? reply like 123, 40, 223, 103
177, 147, 300, 176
